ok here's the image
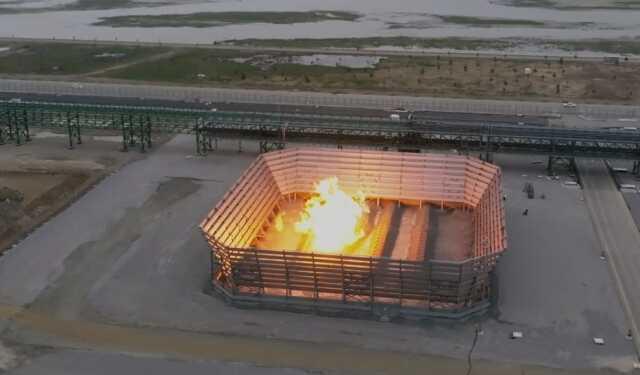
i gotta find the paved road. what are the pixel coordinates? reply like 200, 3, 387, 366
0, 92, 550, 128
578, 159, 640, 357
1, 78, 638, 118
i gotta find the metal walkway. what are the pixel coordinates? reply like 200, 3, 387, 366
2, 99, 640, 160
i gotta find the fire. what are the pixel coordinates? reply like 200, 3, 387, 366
295, 177, 368, 253
274, 211, 285, 232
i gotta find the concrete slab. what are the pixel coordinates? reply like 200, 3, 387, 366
475, 155, 635, 370
578, 159, 640, 358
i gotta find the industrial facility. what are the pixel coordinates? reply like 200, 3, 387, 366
0, 88, 639, 374
201, 148, 506, 318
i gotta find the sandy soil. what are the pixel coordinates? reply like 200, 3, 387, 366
0, 172, 91, 252
427, 208, 474, 261
0, 129, 151, 253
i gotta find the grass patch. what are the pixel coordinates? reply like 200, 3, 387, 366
0, 43, 166, 75
227, 36, 640, 55
102, 49, 260, 82
435, 15, 545, 27
101, 49, 361, 84
93, 11, 361, 28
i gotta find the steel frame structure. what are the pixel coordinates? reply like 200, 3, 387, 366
2, 99, 640, 161
200, 148, 506, 318
1, 108, 31, 146
198, 117, 640, 160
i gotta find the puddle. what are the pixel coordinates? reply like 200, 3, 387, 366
292, 54, 382, 68
231, 54, 383, 70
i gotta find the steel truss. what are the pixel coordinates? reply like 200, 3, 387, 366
1, 108, 31, 146
2, 99, 640, 162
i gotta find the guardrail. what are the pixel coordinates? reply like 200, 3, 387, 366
1, 78, 639, 118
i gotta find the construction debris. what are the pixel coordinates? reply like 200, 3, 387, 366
523, 182, 535, 199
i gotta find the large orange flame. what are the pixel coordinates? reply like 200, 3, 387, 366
295, 177, 368, 254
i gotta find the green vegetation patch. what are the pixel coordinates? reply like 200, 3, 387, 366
0, 43, 166, 75
227, 36, 640, 55
101, 49, 366, 85
552, 39, 640, 55
435, 15, 546, 27
102, 49, 260, 82
93, 11, 361, 28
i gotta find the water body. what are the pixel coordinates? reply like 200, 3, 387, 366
0, 0, 639, 50
232, 54, 383, 69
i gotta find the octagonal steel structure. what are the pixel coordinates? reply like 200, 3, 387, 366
201, 147, 506, 318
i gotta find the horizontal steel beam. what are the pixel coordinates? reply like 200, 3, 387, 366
2, 99, 640, 159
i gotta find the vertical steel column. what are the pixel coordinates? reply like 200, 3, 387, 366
311, 252, 319, 301
66, 112, 73, 149
66, 112, 81, 149
12, 111, 22, 146
399, 260, 404, 307
21, 110, 30, 143
340, 255, 346, 303
75, 112, 81, 145
139, 115, 146, 153
120, 114, 129, 152
369, 257, 375, 310
145, 115, 152, 149
254, 249, 264, 295
283, 250, 291, 297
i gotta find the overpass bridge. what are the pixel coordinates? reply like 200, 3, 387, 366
1, 100, 640, 168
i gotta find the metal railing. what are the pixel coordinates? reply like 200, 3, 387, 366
1, 78, 639, 118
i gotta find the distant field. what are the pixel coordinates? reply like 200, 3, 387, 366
0, 43, 166, 75
99, 48, 640, 104
93, 11, 361, 28
227, 37, 640, 55
0, 41, 638, 104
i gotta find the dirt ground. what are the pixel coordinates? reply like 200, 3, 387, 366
427, 207, 474, 261
371, 56, 639, 103
0, 129, 159, 253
